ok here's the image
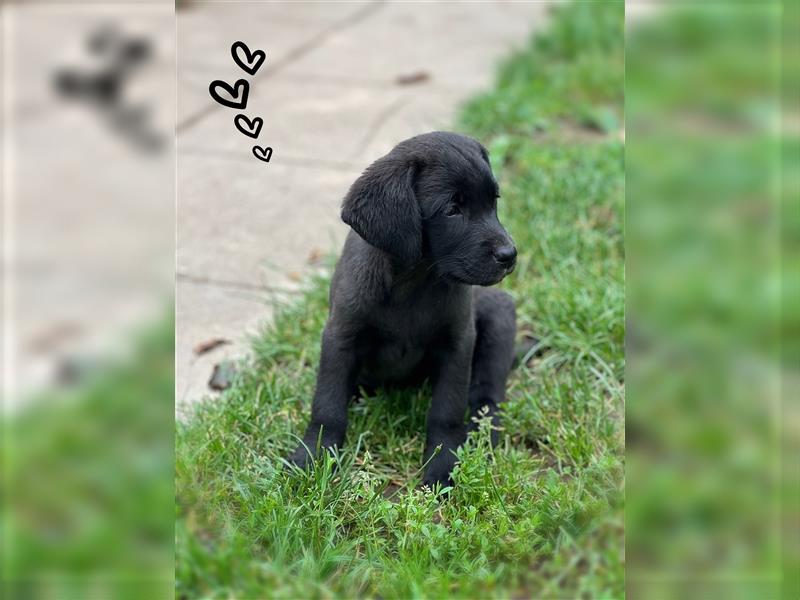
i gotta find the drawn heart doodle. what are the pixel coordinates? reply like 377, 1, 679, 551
252, 145, 273, 163
208, 78, 249, 110
233, 114, 263, 139
231, 41, 266, 76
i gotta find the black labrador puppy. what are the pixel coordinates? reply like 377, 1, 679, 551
288, 131, 517, 489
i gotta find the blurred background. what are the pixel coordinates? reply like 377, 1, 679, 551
1, 0, 797, 598
1, 1, 175, 598
626, 1, 797, 598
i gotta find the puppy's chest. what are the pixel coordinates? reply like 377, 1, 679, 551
361, 305, 446, 381
353, 287, 470, 383
371, 291, 457, 343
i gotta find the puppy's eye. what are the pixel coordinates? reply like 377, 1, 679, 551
444, 203, 462, 217
445, 193, 464, 217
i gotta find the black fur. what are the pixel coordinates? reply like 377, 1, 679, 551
288, 131, 518, 489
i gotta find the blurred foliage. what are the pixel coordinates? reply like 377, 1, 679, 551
626, 2, 797, 599
2, 317, 175, 599
176, 2, 624, 598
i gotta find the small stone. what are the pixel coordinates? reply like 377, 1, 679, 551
208, 360, 237, 391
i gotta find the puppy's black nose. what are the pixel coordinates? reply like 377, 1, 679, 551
493, 245, 517, 267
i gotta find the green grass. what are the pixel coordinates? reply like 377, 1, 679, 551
176, 2, 624, 598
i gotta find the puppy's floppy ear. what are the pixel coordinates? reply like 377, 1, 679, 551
478, 143, 491, 165
341, 153, 422, 263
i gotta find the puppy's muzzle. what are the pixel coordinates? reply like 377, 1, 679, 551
493, 244, 517, 273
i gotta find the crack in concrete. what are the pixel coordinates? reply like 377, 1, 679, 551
350, 96, 407, 160
177, 1, 384, 134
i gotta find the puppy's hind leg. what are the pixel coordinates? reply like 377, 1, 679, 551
468, 288, 516, 446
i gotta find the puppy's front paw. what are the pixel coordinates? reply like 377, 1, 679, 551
421, 472, 453, 492
285, 423, 345, 472
421, 451, 457, 492
285, 445, 315, 471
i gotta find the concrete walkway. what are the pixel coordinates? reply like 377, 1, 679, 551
176, 1, 551, 412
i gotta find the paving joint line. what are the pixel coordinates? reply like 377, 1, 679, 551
178, 147, 364, 171
177, 272, 304, 294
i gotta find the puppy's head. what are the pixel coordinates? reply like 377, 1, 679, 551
341, 131, 516, 286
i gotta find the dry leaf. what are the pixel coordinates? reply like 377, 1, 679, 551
307, 247, 324, 265
193, 338, 230, 355
395, 71, 430, 86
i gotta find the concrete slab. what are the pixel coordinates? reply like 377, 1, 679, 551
281, 2, 551, 92
178, 2, 366, 72
355, 87, 469, 163
179, 76, 410, 161
177, 154, 355, 289
176, 278, 277, 411
177, 1, 377, 126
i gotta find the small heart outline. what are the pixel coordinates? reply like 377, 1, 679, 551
252, 145, 273, 163
234, 114, 263, 139
208, 78, 249, 110
231, 41, 266, 76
